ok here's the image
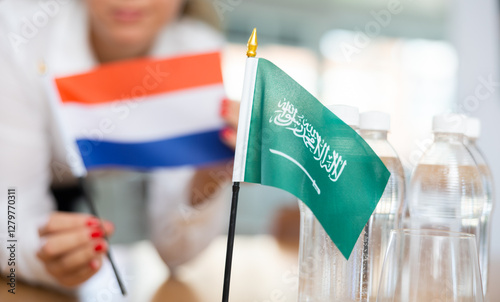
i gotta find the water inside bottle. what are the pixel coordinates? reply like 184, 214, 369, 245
298, 157, 403, 302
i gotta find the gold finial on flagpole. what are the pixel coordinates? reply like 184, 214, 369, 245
246, 28, 258, 58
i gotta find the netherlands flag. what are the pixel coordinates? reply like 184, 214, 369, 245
47, 52, 234, 176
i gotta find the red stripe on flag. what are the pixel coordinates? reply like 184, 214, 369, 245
55, 52, 223, 105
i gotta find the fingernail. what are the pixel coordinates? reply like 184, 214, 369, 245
91, 229, 104, 238
220, 128, 231, 139
89, 259, 99, 270
105, 221, 115, 232
86, 217, 100, 227
95, 243, 105, 252
220, 108, 228, 117
220, 99, 229, 116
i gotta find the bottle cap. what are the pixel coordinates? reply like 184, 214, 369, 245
327, 105, 359, 127
465, 117, 481, 138
359, 111, 391, 131
432, 114, 467, 134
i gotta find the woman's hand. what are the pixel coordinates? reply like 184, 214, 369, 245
37, 212, 114, 287
186, 98, 239, 206
220, 98, 240, 149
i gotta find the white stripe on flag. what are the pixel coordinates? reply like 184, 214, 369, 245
62, 84, 226, 142
233, 57, 259, 182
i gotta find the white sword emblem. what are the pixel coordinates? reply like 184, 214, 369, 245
269, 149, 321, 195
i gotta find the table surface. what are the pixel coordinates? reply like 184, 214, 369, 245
0, 235, 300, 302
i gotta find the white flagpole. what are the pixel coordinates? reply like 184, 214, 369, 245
40, 62, 127, 296
222, 28, 258, 302
232, 47, 259, 181
41, 63, 87, 178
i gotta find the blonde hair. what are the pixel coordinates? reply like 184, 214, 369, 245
183, 0, 221, 30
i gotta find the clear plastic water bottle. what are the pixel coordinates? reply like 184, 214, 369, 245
358, 111, 405, 299
298, 107, 404, 302
409, 113, 486, 264
298, 105, 360, 302
465, 117, 494, 296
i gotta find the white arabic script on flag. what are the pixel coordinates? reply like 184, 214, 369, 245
269, 99, 347, 182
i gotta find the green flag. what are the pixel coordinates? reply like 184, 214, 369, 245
233, 58, 390, 259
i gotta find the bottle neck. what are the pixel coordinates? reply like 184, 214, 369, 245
433, 132, 464, 143
359, 130, 388, 140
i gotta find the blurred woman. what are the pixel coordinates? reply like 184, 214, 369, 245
0, 0, 239, 289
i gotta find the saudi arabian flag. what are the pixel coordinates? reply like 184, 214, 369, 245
233, 58, 390, 259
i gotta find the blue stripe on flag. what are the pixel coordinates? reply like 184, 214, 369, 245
76, 130, 234, 170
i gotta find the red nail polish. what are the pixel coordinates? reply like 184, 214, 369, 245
220, 108, 228, 117
91, 229, 104, 238
220, 128, 227, 138
95, 243, 104, 252
86, 217, 100, 227
221, 128, 232, 139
